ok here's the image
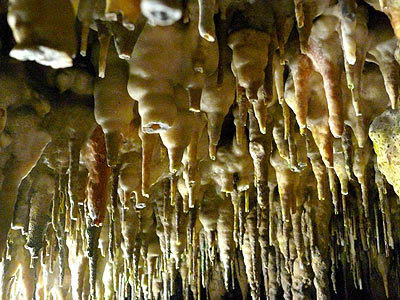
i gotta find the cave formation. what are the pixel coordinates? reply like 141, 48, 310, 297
1, 0, 400, 299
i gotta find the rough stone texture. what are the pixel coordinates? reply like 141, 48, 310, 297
370, 109, 400, 197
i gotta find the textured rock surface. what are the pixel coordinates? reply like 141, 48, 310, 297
370, 109, 400, 196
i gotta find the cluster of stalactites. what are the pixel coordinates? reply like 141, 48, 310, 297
2, 0, 400, 299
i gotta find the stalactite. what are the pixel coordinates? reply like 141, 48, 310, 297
25, 165, 55, 258
86, 225, 101, 298
2, 1, 400, 299
248, 109, 272, 210
11, 175, 33, 234
84, 126, 111, 226
97, 22, 112, 78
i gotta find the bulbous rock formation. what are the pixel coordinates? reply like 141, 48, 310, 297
370, 109, 400, 196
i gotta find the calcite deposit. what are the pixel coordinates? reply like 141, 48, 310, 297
1, 0, 400, 299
